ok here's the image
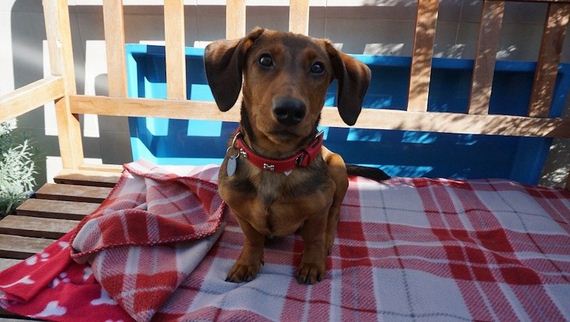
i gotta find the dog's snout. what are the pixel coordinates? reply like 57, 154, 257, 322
272, 97, 306, 126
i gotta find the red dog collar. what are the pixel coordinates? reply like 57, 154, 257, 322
231, 129, 324, 173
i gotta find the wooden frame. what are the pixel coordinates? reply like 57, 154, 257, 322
0, 0, 569, 187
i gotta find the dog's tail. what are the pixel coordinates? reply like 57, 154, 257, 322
346, 165, 391, 182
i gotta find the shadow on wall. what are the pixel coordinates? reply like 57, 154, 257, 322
95, 74, 108, 96
542, 139, 570, 187
12, 0, 53, 188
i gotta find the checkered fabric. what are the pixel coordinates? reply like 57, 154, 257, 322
0, 162, 569, 322
70, 161, 225, 321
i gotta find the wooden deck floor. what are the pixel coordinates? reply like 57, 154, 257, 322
0, 170, 121, 321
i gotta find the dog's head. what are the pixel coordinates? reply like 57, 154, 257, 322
204, 28, 370, 151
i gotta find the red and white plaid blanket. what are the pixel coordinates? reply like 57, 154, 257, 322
0, 161, 569, 321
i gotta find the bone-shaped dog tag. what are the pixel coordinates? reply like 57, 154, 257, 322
227, 156, 238, 177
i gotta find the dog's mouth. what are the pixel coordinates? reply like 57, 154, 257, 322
267, 129, 300, 142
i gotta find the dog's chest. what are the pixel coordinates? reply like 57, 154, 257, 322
262, 172, 328, 235
220, 162, 331, 236
256, 172, 301, 206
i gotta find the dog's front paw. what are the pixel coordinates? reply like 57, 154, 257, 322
296, 262, 325, 284
226, 260, 263, 283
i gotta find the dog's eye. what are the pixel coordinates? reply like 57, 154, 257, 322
310, 62, 325, 74
258, 54, 274, 68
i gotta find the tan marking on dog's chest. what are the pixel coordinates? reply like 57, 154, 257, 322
220, 160, 332, 237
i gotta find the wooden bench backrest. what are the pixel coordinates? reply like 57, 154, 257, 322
1, 0, 569, 188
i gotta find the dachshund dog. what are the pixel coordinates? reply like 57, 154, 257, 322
204, 28, 388, 284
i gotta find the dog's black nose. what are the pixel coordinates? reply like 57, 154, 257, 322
272, 97, 306, 126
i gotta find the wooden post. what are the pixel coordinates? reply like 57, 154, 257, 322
408, 0, 439, 113
164, 0, 187, 100
42, 0, 84, 169
528, 3, 569, 118
289, 0, 310, 35
468, 0, 505, 115
103, 0, 128, 97
226, 0, 246, 39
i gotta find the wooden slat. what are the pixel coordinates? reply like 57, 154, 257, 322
408, 0, 439, 113
43, 0, 84, 169
35, 183, 111, 203
54, 174, 118, 187
226, 0, 246, 39
529, 3, 570, 117
55, 169, 121, 187
0, 258, 20, 271
0, 77, 65, 122
16, 199, 98, 221
164, 0, 187, 100
469, 0, 505, 115
317, 108, 570, 138
0, 235, 53, 259
69, 95, 570, 138
71, 94, 241, 122
103, 0, 128, 97
289, 0, 310, 35
79, 163, 124, 173
0, 216, 77, 239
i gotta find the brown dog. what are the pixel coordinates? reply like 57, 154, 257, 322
204, 28, 386, 284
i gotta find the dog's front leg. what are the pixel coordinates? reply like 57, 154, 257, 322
226, 216, 265, 283
297, 209, 330, 284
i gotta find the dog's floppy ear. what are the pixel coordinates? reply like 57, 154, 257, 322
204, 28, 264, 111
325, 42, 371, 126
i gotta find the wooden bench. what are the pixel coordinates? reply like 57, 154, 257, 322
0, 0, 569, 320
0, 170, 118, 260
0, 169, 120, 320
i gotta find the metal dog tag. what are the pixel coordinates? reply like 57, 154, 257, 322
227, 155, 238, 177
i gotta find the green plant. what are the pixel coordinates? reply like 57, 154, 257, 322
0, 120, 36, 216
